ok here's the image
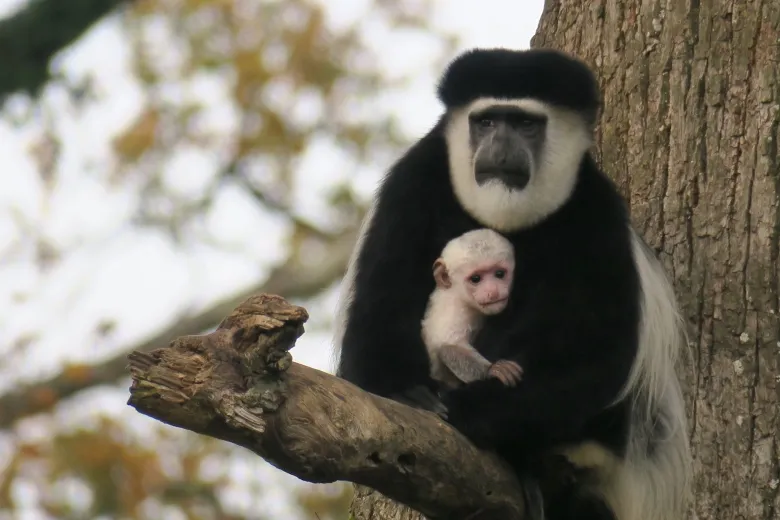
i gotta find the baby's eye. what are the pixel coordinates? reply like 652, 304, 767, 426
495, 270, 506, 279
470, 274, 482, 284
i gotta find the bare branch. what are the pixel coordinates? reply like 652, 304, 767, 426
126, 293, 525, 520
0, 229, 357, 429
0, 0, 129, 102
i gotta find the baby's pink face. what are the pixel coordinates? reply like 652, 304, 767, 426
462, 260, 514, 314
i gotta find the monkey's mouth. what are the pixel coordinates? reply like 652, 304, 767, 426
475, 169, 530, 190
479, 298, 508, 313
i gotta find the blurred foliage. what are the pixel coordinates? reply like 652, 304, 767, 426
0, 0, 456, 517
0, 0, 128, 100
0, 414, 353, 518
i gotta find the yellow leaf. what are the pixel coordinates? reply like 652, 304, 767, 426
63, 363, 93, 384
112, 108, 160, 164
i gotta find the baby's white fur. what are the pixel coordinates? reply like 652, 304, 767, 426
438, 227, 515, 281
421, 229, 514, 387
422, 288, 485, 387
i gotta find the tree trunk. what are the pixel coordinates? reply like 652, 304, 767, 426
532, 0, 780, 518
349, 0, 780, 518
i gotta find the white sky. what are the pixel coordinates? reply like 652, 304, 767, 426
0, 0, 544, 518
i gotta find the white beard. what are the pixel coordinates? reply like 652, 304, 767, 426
445, 97, 592, 232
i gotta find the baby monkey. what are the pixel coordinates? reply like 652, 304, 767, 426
421, 228, 523, 390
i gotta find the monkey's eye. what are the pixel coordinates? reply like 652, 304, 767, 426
477, 118, 495, 128
518, 119, 540, 132
517, 118, 543, 135
495, 269, 506, 279
469, 274, 482, 284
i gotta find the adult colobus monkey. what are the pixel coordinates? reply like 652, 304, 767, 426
333, 48, 692, 520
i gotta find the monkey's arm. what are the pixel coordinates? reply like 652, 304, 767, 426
438, 344, 491, 383
442, 276, 638, 452
336, 138, 443, 400
439, 344, 523, 386
443, 358, 627, 451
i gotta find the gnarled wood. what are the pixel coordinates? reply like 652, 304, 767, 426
127, 293, 526, 520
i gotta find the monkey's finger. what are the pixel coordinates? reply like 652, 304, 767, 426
494, 371, 510, 385
497, 367, 516, 386
493, 362, 521, 385
400, 385, 449, 417
506, 362, 524, 380
500, 360, 522, 373
495, 361, 522, 381
393, 387, 429, 408
504, 369, 519, 386
490, 367, 515, 386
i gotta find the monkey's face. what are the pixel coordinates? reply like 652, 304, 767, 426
469, 105, 545, 191
460, 261, 514, 315
445, 97, 592, 232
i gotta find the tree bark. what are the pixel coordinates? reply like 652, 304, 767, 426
127, 294, 526, 520
532, 1, 779, 519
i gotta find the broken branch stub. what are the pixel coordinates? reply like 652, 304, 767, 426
126, 293, 525, 520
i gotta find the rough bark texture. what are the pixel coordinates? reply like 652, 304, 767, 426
532, 1, 780, 519
127, 294, 526, 520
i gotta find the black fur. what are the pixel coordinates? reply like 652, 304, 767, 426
336, 49, 639, 520
534, 456, 618, 520
437, 48, 601, 125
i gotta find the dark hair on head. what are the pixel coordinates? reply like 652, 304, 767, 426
437, 48, 601, 122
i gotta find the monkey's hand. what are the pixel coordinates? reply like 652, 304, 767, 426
392, 385, 449, 420
487, 360, 523, 386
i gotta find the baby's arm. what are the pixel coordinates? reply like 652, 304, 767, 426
438, 344, 523, 386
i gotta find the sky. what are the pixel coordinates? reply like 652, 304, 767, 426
0, 0, 545, 517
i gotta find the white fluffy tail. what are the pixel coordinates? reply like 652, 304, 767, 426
602, 229, 692, 520
604, 386, 692, 520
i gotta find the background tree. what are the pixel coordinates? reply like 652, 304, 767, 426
533, 0, 779, 518
0, 0, 545, 518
